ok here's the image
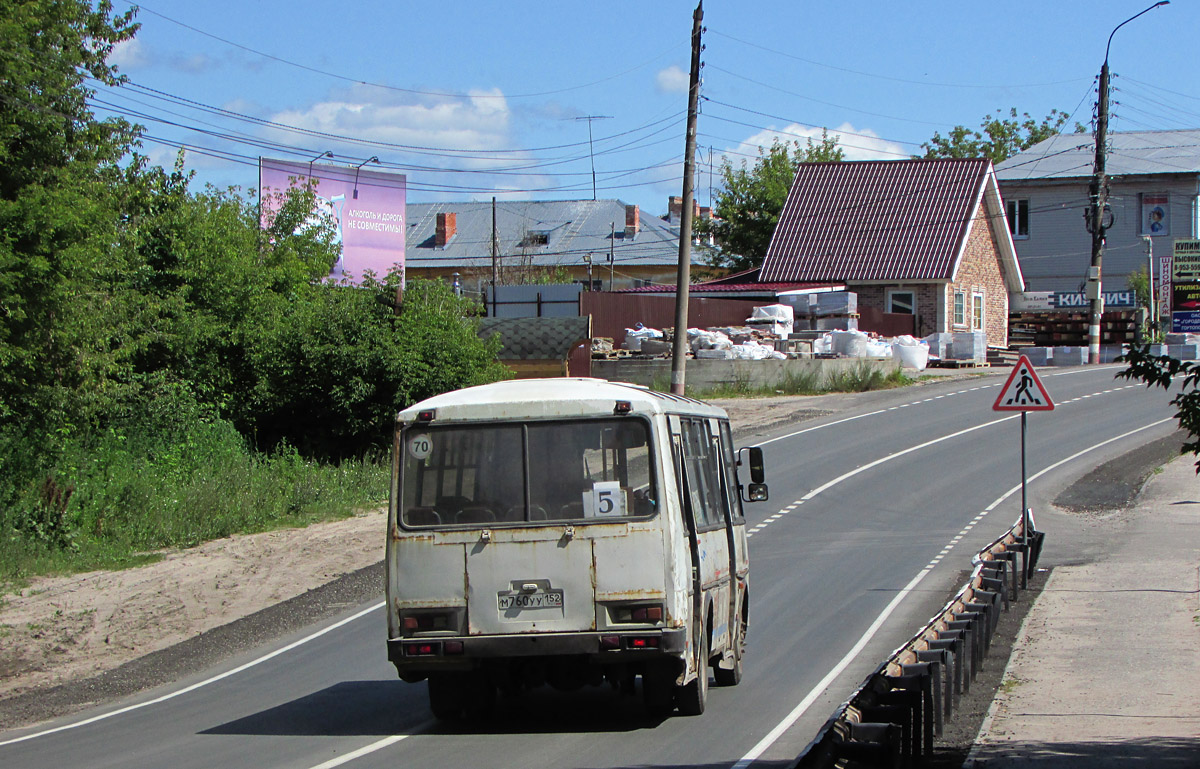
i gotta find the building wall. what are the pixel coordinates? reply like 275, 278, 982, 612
408, 264, 679, 301
948, 206, 1011, 346
852, 284, 943, 338
999, 175, 1200, 293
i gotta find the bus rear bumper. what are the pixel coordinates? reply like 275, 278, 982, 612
389, 628, 686, 671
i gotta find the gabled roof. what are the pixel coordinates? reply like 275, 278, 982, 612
760, 158, 1023, 292
996, 129, 1200, 181
406, 199, 695, 269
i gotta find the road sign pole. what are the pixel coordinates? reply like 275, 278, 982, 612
1021, 411, 1029, 588
994, 354, 1053, 590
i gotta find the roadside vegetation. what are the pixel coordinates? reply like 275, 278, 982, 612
654, 362, 912, 399
0, 3, 509, 587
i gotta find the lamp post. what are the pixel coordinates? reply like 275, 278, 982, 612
307, 150, 333, 180
1086, 1, 1168, 363
353, 156, 380, 200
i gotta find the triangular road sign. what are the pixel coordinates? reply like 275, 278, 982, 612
993, 355, 1055, 411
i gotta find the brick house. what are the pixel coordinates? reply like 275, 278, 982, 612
759, 158, 1024, 346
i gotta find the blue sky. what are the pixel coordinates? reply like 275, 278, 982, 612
97, 1, 1198, 216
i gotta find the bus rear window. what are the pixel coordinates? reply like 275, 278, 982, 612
401, 419, 657, 527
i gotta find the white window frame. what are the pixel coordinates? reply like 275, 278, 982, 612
953, 290, 966, 327
1006, 199, 1029, 240
887, 289, 916, 315
972, 291, 985, 331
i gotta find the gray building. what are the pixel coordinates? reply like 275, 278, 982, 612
996, 129, 1200, 293
405, 199, 692, 297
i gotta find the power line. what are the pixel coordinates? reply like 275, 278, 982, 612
135, 3, 684, 101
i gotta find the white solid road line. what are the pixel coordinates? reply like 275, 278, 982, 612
0, 601, 386, 747
307, 735, 410, 769
730, 415, 1174, 769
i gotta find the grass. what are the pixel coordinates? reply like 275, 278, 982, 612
0, 417, 389, 591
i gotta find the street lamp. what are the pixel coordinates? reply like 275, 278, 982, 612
353, 156, 380, 200
307, 150, 333, 181
1086, 1, 1168, 363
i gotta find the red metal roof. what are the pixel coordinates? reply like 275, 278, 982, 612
617, 281, 837, 294
759, 158, 991, 283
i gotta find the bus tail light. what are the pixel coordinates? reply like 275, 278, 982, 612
404, 641, 441, 656
631, 606, 663, 622
627, 636, 660, 649
400, 610, 460, 635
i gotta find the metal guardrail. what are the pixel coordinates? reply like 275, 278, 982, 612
794, 512, 1045, 768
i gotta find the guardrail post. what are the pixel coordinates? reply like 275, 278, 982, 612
903, 661, 940, 748
991, 551, 1020, 600
928, 633, 965, 700
917, 648, 953, 723
943, 621, 975, 691
837, 722, 902, 769
978, 572, 1009, 612
963, 601, 995, 651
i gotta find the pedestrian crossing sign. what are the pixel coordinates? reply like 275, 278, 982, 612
993, 356, 1055, 411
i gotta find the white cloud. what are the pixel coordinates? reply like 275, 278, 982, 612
269, 86, 514, 160
107, 38, 147, 71
724, 122, 909, 165
655, 65, 689, 94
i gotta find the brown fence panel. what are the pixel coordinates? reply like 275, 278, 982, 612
859, 308, 916, 337
581, 293, 763, 347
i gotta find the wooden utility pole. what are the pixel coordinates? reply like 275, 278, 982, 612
670, 1, 702, 396
1086, 61, 1110, 365
491, 196, 498, 316
1087, 1, 1169, 363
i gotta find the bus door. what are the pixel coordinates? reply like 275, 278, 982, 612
669, 415, 733, 665
716, 421, 749, 652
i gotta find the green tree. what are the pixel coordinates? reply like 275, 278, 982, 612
0, 0, 140, 478
1118, 347, 1200, 470
919, 108, 1081, 164
246, 278, 510, 457
700, 133, 844, 272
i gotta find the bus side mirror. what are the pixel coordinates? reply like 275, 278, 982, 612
748, 447, 765, 484
746, 483, 768, 502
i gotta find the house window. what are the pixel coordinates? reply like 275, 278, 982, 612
1006, 199, 1029, 239
887, 290, 915, 314
953, 291, 966, 327
972, 292, 985, 331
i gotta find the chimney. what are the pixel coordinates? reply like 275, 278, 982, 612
435, 212, 456, 247
625, 204, 639, 238
668, 195, 683, 222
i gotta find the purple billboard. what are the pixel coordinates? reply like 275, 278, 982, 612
259, 158, 407, 285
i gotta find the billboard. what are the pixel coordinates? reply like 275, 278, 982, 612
259, 158, 407, 285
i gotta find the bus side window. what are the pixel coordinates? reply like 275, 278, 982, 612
680, 418, 722, 529
718, 421, 745, 524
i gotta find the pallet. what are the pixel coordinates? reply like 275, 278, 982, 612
591, 349, 632, 360
930, 359, 989, 369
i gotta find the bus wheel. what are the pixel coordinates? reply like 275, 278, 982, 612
676, 633, 709, 716
428, 673, 465, 721
714, 608, 746, 687
642, 662, 675, 718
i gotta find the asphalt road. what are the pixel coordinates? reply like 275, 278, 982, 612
0, 364, 1178, 769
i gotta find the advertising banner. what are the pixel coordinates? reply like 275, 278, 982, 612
1171, 283, 1200, 332
259, 158, 407, 285
1172, 239, 1200, 283
1141, 193, 1169, 237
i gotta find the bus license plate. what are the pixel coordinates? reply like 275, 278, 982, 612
498, 590, 563, 610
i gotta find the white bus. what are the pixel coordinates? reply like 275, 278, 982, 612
386, 378, 767, 719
